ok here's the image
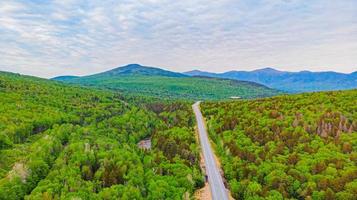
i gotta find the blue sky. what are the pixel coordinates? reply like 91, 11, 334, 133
0, 0, 356, 78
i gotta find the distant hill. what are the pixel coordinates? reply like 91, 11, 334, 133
52, 75, 79, 81
91, 63, 186, 78
53, 64, 187, 81
183, 70, 216, 77
53, 64, 281, 100
184, 68, 357, 92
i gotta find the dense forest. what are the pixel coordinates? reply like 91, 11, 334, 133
2, 70, 357, 200
64, 75, 281, 100
202, 90, 357, 200
0, 72, 204, 199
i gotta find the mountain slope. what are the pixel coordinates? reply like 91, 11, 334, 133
202, 89, 357, 199
0, 71, 203, 199
184, 68, 357, 92
52, 75, 79, 81
53, 64, 282, 100
184, 70, 217, 77
91, 63, 187, 78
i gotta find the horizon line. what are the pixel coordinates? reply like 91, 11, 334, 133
1, 63, 356, 79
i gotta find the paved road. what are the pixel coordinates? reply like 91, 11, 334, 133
193, 102, 229, 200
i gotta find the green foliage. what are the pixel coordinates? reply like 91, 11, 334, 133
0, 72, 203, 199
202, 89, 357, 199
61, 74, 281, 100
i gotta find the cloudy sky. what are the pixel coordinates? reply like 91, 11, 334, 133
0, 0, 356, 78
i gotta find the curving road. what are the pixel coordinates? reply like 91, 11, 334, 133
193, 102, 229, 200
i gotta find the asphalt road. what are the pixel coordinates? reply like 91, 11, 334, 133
193, 102, 229, 200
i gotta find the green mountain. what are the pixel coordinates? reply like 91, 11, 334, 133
0, 71, 203, 199
53, 64, 282, 100
202, 89, 357, 199
92, 63, 187, 77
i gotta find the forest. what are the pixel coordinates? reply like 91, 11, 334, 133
0, 72, 204, 199
202, 90, 357, 200
57, 74, 281, 100
2, 70, 357, 200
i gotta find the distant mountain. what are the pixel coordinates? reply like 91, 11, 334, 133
53, 64, 187, 81
184, 68, 357, 92
351, 71, 357, 78
184, 70, 216, 77
52, 64, 281, 100
52, 75, 79, 81
90, 64, 187, 78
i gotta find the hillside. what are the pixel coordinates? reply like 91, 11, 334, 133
202, 90, 357, 199
51, 75, 79, 81
0, 72, 204, 199
185, 68, 357, 92
92, 63, 187, 77
53, 64, 281, 100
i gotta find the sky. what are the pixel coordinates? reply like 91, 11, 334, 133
0, 0, 356, 78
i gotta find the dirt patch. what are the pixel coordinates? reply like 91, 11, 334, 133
137, 138, 151, 150
195, 182, 212, 200
8, 162, 29, 183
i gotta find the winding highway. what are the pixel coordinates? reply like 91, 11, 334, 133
193, 102, 229, 200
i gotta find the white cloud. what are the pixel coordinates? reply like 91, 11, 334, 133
0, 0, 356, 78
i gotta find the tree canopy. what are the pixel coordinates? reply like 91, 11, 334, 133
0, 72, 203, 200
202, 90, 357, 200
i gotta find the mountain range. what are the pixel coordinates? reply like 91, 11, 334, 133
54, 64, 357, 93
184, 67, 357, 92
52, 64, 280, 100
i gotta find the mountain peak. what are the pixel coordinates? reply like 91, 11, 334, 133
122, 63, 143, 68
253, 67, 282, 73
110, 63, 144, 72
92, 64, 187, 78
